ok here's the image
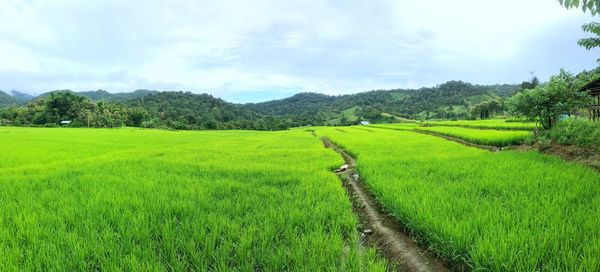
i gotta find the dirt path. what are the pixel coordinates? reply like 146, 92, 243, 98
366, 126, 501, 152
322, 137, 450, 272
411, 130, 500, 152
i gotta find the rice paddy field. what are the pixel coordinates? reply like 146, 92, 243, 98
0, 127, 386, 271
413, 126, 532, 147
421, 119, 536, 131
315, 126, 600, 271
2, 124, 600, 271
368, 123, 531, 146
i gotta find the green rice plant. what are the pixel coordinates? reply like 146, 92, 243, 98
413, 126, 532, 147
366, 123, 421, 131
315, 127, 600, 271
422, 119, 536, 131
0, 127, 386, 271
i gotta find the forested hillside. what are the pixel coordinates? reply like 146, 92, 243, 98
0, 80, 521, 129
247, 81, 518, 125
0, 91, 20, 107
126, 92, 288, 130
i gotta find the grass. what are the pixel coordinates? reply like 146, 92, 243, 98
0, 127, 386, 271
367, 123, 421, 131
414, 126, 532, 147
315, 127, 600, 271
367, 123, 530, 146
325, 106, 360, 125
544, 118, 600, 150
422, 119, 536, 131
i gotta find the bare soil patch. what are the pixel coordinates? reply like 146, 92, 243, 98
515, 142, 600, 172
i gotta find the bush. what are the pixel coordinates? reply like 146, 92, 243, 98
544, 118, 600, 149
44, 123, 59, 127
141, 119, 161, 129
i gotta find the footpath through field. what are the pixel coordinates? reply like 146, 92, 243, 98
322, 136, 449, 272
316, 126, 600, 271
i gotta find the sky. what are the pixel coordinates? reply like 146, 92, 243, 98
0, 0, 598, 103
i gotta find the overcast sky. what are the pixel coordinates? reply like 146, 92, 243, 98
0, 0, 598, 102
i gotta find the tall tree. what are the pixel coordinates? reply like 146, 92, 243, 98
507, 69, 590, 129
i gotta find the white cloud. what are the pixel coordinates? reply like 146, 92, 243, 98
0, 0, 597, 101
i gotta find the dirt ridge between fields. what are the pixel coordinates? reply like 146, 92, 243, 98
322, 137, 450, 272
365, 126, 502, 152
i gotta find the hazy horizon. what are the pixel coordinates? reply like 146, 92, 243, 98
1, 0, 598, 103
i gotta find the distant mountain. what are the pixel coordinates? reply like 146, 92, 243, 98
1, 81, 520, 128
10, 91, 35, 102
0, 91, 19, 107
246, 81, 518, 125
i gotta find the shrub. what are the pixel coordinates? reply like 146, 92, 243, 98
544, 118, 600, 149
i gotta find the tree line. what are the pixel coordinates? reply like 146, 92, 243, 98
0, 91, 291, 130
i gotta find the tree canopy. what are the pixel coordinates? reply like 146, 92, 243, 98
559, 0, 600, 14
507, 69, 591, 129
559, 0, 600, 62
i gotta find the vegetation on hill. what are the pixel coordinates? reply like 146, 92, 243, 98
248, 81, 518, 124
38, 89, 158, 102
10, 91, 35, 102
0, 91, 291, 130
0, 80, 522, 130
126, 92, 289, 130
0, 91, 20, 107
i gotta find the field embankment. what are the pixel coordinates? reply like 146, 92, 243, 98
368, 122, 532, 147
420, 119, 536, 131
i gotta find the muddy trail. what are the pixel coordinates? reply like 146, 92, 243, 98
322, 137, 450, 272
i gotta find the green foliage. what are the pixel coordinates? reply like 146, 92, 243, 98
579, 22, 600, 50
0, 91, 20, 107
126, 107, 149, 127
0, 127, 387, 271
0, 92, 128, 128
38, 89, 158, 102
559, 0, 600, 61
2, 80, 521, 129
1, 91, 293, 130
127, 91, 289, 130
544, 118, 600, 149
513, 76, 540, 95
559, 0, 600, 15
248, 81, 515, 123
316, 126, 600, 270
470, 100, 503, 119
507, 69, 590, 129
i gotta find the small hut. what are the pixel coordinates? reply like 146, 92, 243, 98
581, 78, 600, 121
